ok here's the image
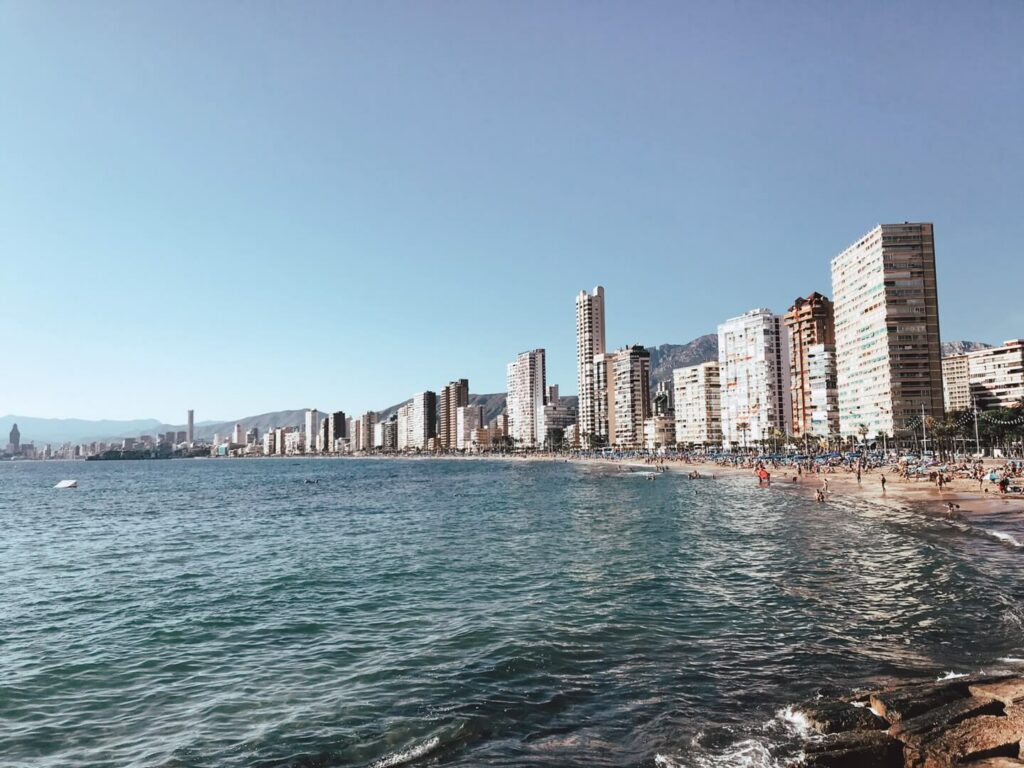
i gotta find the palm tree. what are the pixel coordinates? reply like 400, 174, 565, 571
736, 421, 750, 454
857, 423, 869, 452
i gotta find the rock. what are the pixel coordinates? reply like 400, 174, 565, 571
970, 679, 1024, 707
802, 731, 904, 767
889, 695, 1005, 748
870, 675, 1014, 724
798, 699, 887, 734
965, 759, 1024, 767
913, 707, 1024, 767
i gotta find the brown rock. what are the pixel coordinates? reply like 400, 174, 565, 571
798, 699, 887, 734
915, 707, 1024, 767
889, 695, 1005, 748
802, 731, 903, 767
965, 759, 1024, 767
971, 679, 1024, 706
869, 675, 1014, 724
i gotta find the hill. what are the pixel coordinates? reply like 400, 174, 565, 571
647, 335, 719, 389
941, 340, 992, 357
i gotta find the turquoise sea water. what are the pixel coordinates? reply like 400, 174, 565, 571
2, 458, 1023, 767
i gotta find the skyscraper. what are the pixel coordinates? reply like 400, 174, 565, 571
360, 411, 378, 452
506, 349, 547, 448
576, 286, 606, 447
231, 423, 244, 445
718, 309, 792, 449
784, 292, 837, 438
186, 410, 194, 444
8, 423, 20, 453
831, 223, 943, 438
610, 345, 651, 448
304, 409, 320, 453
327, 411, 347, 452
409, 392, 437, 450
673, 362, 722, 448
439, 379, 469, 450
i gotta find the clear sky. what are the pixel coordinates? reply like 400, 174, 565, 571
2, 1, 1022, 423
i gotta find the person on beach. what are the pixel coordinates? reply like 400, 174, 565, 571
822, 477, 830, 494
880, 474, 887, 491
815, 489, 825, 502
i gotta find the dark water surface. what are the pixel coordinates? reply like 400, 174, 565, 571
2, 458, 1022, 767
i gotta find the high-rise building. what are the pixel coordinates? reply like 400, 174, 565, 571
350, 419, 362, 453
231, 423, 244, 446
360, 411, 378, 452
304, 409, 320, 453
576, 286, 606, 446
186, 410, 194, 444
784, 292, 836, 438
175, 431, 186, 444
409, 392, 437, 450
944, 340, 1024, 412
942, 354, 971, 412
611, 345, 651, 448
327, 411, 347, 453
396, 404, 412, 451
540, 397, 577, 448
506, 349, 547, 448
831, 223, 943, 438
806, 345, 840, 440
718, 309, 792, 449
673, 362, 722, 448
653, 380, 674, 417
456, 405, 485, 451
8, 423, 20, 453
439, 379, 469, 450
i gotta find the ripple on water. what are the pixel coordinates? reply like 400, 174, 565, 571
1, 458, 1022, 767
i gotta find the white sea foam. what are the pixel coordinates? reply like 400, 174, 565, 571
937, 671, 967, 681
775, 705, 813, 738
999, 656, 1024, 664
370, 736, 441, 768
986, 529, 1023, 548
660, 739, 792, 768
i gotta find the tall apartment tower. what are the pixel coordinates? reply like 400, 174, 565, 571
409, 391, 437, 450
831, 223, 943, 438
327, 411, 347, 452
784, 292, 837, 438
575, 286, 606, 446
506, 349, 547, 448
304, 409, 320, 453
673, 361, 722, 447
718, 309, 792, 449
186, 410, 194, 444
611, 345, 651, 448
360, 411, 378, 452
439, 379, 469, 450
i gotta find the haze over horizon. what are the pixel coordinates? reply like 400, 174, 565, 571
3, 2, 1022, 422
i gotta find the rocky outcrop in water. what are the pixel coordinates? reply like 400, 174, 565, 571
792, 674, 1024, 767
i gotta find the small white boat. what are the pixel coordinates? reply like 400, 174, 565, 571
54, 479, 78, 489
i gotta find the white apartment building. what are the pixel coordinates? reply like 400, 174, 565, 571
831, 223, 943, 438
506, 349, 547, 448
643, 415, 675, 452
408, 392, 436, 450
806, 344, 840, 439
718, 309, 792, 449
945, 340, 1024, 412
673, 361, 722, 447
304, 409, 320, 453
456, 405, 484, 451
611, 345, 651, 448
576, 286, 606, 445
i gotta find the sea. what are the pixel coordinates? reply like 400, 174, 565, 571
2, 458, 1023, 768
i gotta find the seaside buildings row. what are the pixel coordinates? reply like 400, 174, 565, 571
13, 221, 1022, 460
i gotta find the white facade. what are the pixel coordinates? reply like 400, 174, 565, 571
673, 361, 722, 447
831, 223, 943, 438
232, 423, 244, 446
408, 392, 436, 450
576, 286, 606, 445
456, 405, 484, 451
506, 349, 547, 448
966, 340, 1024, 411
304, 409, 320, 453
643, 416, 675, 452
718, 309, 792, 449
806, 344, 839, 439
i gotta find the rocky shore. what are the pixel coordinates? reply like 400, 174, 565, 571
793, 673, 1024, 767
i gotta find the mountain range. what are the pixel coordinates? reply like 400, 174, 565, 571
3, 337, 993, 445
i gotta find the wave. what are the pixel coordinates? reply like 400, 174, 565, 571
985, 529, 1023, 548
369, 736, 441, 768
937, 671, 968, 681
657, 739, 798, 768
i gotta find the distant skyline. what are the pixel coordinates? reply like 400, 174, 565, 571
3, 2, 1022, 422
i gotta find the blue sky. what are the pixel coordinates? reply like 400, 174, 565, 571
2, 1, 1022, 423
